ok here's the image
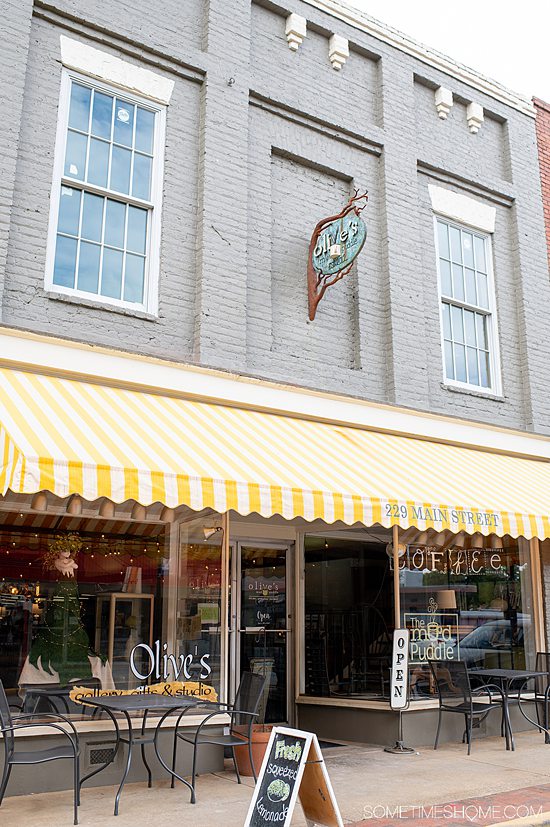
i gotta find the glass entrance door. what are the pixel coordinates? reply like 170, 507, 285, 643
236, 545, 291, 724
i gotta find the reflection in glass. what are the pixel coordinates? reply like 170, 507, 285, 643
127, 206, 147, 254
124, 254, 145, 303
104, 200, 126, 248
81, 192, 104, 242
102, 247, 123, 299
91, 91, 113, 140
53, 235, 77, 288
77, 241, 101, 294
110, 146, 132, 194
304, 536, 393, 699
87, 138, 109, 188
132, 154, 152, 201
68, 83, 91, 132
135, 107, 155, 154
64, 131, 87, 180
57, 187, 81, 236
114, 101, 135, 147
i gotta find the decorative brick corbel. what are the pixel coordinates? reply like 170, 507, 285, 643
285, 13, 307, 51
328, 34, 349, 70
434, 86, 453, 119
466, 102, 484, 133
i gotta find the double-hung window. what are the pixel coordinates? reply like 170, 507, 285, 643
436, 218, 500, 393
46, 71, 165, 312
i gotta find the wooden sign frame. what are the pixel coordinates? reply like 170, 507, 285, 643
244, 726, 343, 827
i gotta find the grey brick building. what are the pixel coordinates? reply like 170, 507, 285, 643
1, 0, 550, 798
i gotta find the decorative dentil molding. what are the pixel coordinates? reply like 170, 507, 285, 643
285, 13, 307, 51
328, 33, 349, 70
466, 101, 484, 134
434, 86, 453, 119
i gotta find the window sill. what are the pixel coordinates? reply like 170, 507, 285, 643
440, 382, 505, 402
43, 289, 159, 322
12, 711, 230, 737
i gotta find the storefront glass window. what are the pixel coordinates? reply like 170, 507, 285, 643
303, 535, 394, 699
0, 513, 169, 717
400, 537, 536, 697
176, 515, 224, 704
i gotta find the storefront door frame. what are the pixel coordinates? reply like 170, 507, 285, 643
227, 537, 295, 725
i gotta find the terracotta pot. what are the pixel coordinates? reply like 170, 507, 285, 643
233, 724, 273, 777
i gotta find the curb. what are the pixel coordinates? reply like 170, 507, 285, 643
491, 814, 550, 827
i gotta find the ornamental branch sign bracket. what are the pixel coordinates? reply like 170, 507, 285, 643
307, 189, 368, 320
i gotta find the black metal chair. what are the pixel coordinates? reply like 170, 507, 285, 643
170, 671, 267, 800
429, 659, 504, 755
532, 652, 550, 742
0, 679, 80, 824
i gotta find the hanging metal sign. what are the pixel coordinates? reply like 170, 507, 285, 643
307, 190, 368, 320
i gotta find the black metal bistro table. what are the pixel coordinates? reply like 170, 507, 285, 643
80, 694, 206, 815
468, 668, 549, 751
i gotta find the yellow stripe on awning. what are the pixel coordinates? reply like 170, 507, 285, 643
1, 367, 550, 539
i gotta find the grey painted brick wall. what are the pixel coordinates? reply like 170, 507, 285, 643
1, 0, 549, 437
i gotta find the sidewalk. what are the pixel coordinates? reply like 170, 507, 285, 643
4, 730, 550, 826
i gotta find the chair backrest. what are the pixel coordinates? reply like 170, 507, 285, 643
535, 652, 550, 695
429, 659, 471, 708
231, 672, 267, 728
0, 680, 15, 754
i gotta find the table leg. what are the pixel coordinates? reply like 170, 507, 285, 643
140, 709, 153, 788
153, 707, 195, 804
504, 684, 514, 751
114, 711, 134, 816
79, 705, 121, 789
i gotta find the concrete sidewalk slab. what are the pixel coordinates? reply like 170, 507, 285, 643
3, 731, 550, 826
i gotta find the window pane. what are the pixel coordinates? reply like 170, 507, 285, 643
452, 263, 465, 301
464, 310, 477, 346
479, 350, 490, 388
465, 268, 477, 305
53, 235, 77, 288
102, 247, 123, 299
477, 272, 489, 309
474, 235, 487, 272
132, 153, 152, 200
135, 107, 155, 154
442, 302, 452, 339
476, 314, 488, 350
68, 83, 91, 132
453, 343, 467, 383
114, 101, 135, 147
449, 226, 462, 263
444, 340, 454, 380
64, 131, 87, 179
467, 347, 480, 385
110, 146, 131, 193
462, 232, 474, 268
104, 200, 126, 248
451, 305, 464, 343
124, 254, 145, 303
91, 91, 113, 140
57, 187, 81, 236
127, 206, 147, 254
439, 259, 452, 296
87, 138, 109, 188
77, 241, 101, 294
81, 192, 104, 242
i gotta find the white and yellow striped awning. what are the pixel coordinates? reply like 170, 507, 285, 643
1, 367, 550, 539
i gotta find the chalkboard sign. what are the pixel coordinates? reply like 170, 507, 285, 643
244, 727, 343, 827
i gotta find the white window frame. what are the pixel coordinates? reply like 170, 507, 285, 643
433, 215, 502, 396
45, 68, 166, 315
